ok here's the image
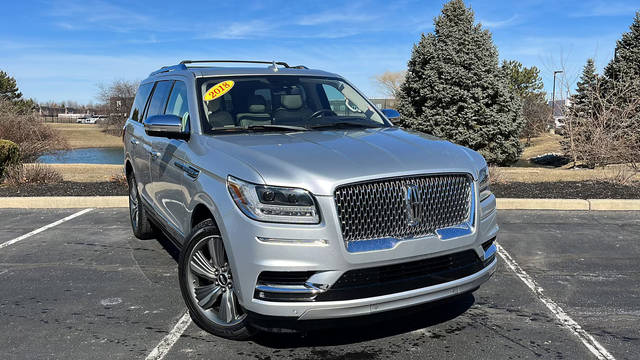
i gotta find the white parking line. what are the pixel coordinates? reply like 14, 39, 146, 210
497, 243, 615, 360
145, 311, 192, 360
0, 208, 93, 250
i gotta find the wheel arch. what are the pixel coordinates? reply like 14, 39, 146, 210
191, 203, 219, 231
125, 159, 134, 180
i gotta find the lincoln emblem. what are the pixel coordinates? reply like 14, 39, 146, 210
405, 185, 422, 226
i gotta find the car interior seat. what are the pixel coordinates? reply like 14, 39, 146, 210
206, 98, 234, 128
236, 95, 272, 127
273, 94, 313, 125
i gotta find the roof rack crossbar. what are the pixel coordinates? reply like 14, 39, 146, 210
149, 64, 188, 76
179, 60, 292, 68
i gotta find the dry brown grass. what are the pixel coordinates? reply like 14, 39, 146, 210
46, 123, 123, 149
494, 166, 640, 183
520, 133, 564, 160
34, 163, 123, 182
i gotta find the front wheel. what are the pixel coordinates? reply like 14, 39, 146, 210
127, 174, 155, 239
178, 219, 254, 340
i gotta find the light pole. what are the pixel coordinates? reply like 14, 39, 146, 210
551, 70, 563, 130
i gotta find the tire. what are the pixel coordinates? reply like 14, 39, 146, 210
179, 219, 254, 340
127, 174, 155, 239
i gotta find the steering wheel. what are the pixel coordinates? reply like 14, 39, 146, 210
308, 109, 336, 120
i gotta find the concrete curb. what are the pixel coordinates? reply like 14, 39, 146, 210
0, 196, 638, 210
0, 196, 128, 209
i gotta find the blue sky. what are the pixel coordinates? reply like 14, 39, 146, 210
1, 0, 638, 104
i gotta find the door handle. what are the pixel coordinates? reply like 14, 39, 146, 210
149, 150, 161, 160
130, 138, 139, 145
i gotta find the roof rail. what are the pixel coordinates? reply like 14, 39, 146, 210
149, 64, 188, 76
180, 60, 292, 68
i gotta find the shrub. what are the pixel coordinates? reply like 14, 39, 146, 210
0, 99, 68, 161
3, 163, 63, 186
0, 139, 20, 177
109, 172, 128, 187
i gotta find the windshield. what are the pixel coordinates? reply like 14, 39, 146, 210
197, 76, 389, 133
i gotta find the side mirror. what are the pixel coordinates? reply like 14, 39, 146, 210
144, 114, 187, 139
381, 109, 401, 121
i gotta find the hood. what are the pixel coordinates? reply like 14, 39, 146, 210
203, 127, 483, 195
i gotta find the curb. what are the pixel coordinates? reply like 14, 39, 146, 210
0, 196, 128, 208
0, 196, 639, 211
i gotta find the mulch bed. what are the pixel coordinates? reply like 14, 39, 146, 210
0, 181, 128, 197
1, 180, 638, 199
492, 181, 640, 199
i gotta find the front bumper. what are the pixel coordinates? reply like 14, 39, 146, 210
252, 256, 496, 321
215, 188, 499, 319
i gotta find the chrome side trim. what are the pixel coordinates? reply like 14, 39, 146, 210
174, 161, 200, 179
255, 283, 326, 295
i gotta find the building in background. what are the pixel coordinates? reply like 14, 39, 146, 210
548, 99, 571, 128
369, 98, 397, 109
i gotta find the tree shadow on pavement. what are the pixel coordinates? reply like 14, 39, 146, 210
252, 292, 475, 348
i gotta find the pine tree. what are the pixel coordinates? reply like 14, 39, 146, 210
603, 11, 640, 83
564, 59, 600, 164
396, 0, 523, 165
0, 70, 23, 101
501, 60, 549, 144
572, 59, 599, 119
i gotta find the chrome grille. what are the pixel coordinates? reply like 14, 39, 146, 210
334, 174, 472, 242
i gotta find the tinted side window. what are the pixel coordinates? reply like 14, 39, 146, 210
146, 81, 173, 119
165, 81, 190, 132
130, 83, 153, 122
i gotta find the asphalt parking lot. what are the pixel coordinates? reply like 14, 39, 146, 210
0, 209, 638, 360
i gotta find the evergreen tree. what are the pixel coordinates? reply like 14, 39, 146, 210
501, 60, 549, 143
396, 0, 523, 165
0, 70, 23, 102
501, 60, 544, 97
564, 59, 600, 163
603, 11, 640, 83
572, 59, 599, 119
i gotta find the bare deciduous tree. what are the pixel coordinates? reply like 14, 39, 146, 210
521, 93, 552, 144
97, 79, 139, 135
563, 78, 640, 183
373, 71, 406, 98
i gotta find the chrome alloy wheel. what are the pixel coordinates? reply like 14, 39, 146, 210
186, 235, 245, 325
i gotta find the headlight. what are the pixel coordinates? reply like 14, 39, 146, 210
478, 166, 491, 202
227, 176, 320, 224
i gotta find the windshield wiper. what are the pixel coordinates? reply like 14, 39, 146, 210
309, 121, 381, 130
209, 124, 309, 133
245, 124, 309, 132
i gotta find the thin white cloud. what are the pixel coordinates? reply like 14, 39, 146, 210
570, 1, 639, 17
480, 15, 520, 29
297, 11, 377, 26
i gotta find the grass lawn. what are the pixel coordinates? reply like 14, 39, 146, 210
47, 123, 123, 149
30, 164, 124, 182
520, 133, 564, 160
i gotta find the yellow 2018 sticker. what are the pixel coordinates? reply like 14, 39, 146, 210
203, 80, 234, 101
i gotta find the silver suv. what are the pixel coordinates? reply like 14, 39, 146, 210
124, 60, 498, 339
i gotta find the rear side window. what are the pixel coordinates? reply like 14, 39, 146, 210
129, 83, 153, 122
146, 81, 173, 119
165, 81, 190, 132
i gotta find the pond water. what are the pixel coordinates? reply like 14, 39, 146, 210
38, 147, 124, 165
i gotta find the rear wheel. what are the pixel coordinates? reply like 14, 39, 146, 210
179, 219, 254, 340
128, 174, 155, 239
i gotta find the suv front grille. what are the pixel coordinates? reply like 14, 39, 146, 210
334, 174, 472, 242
